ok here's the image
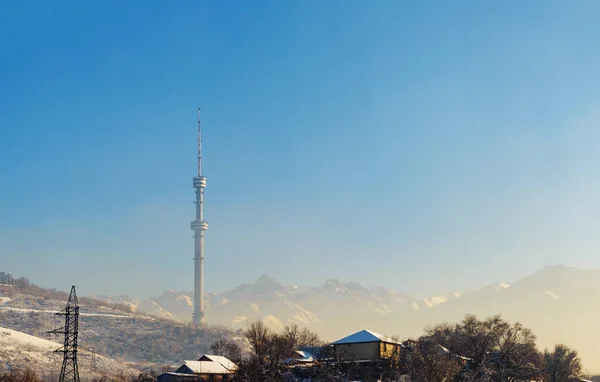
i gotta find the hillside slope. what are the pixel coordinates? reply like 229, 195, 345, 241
0, 283, 243, 373
0, 326, 139, 381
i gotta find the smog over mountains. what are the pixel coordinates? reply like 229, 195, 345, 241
95, 264, 600, 372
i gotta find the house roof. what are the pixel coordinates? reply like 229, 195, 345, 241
332, 329, 402, 345
159, 372, 203, 377
299, 346, 326, 358
296, 350, 314, 359
197, 354, 238, 371
294, 350, 315, 362
283, 350, 315, 365
177, 361, 232, 375
437, 344, 471, 361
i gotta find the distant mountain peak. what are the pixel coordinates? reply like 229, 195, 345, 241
248, 274, 285, 295
525, 264, 583, 280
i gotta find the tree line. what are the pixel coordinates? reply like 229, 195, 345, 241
0, 272, 24, 287
225, 315, 600, 382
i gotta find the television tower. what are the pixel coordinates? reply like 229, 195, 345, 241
191, 108, 208, 328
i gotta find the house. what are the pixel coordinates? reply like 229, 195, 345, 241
331, 329, 404, 362
284, 330, 405, 381
157, 354, 238, 382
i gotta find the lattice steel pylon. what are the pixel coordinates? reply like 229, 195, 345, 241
48, 286, 81, 382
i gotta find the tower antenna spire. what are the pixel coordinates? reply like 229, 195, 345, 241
191, 108, 208, 328
197, 108, 202, 177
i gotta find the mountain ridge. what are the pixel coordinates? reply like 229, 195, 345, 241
99, 264, 595, 325
95, 264, 600, 372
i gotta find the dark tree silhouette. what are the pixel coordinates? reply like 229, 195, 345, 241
543, 344, 583, 382
425, 315, 541, 381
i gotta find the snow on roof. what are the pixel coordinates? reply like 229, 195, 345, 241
198, 354, 238, 371
295, 350, 314, 362
178, 360, 232, 375
438, 344, 471, 361
296, 350, 313, 359
283, 350, 315, 365
332, 329, 402, 345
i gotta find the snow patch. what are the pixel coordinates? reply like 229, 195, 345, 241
283, 301, 321, 325
0, 326, 139, 378
263, 315, 284, 330
497, 282, 511, 289
232, 315, 248, 325
545, 290, 560, 299
123, 301, 138, 312
373, 306, 392, 315
250, 303, 259, 312
220, 298, 229, 305
424, 296, 448, 307
175, 295, 193, 307
0, 327, 59, 351
412, 301, 420, 311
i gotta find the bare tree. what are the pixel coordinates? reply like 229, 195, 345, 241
265, 333, 295, 367
240, 321, 324, 381
282, 324, 322, 349
426, 315, 541, 381
543, 344, 582, 382
496, 322, 541, 380
244, 320, 271, 362
211, 339, 242, 363
401, 338, 462, 382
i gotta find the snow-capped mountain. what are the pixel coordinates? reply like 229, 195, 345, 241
98, 274, 424, 331
96, 265, 600, 371
95, 274, 531, 334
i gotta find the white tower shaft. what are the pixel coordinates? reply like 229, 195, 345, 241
191, 108, 208, 328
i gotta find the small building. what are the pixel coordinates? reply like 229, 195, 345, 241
332, 329, 404, 362
157, 354, 237, 382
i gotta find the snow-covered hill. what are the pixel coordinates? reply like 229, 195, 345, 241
0, 326, 139, 381
0, 284, 242, 375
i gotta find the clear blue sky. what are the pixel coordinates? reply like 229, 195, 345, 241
1, 1, 600, 298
